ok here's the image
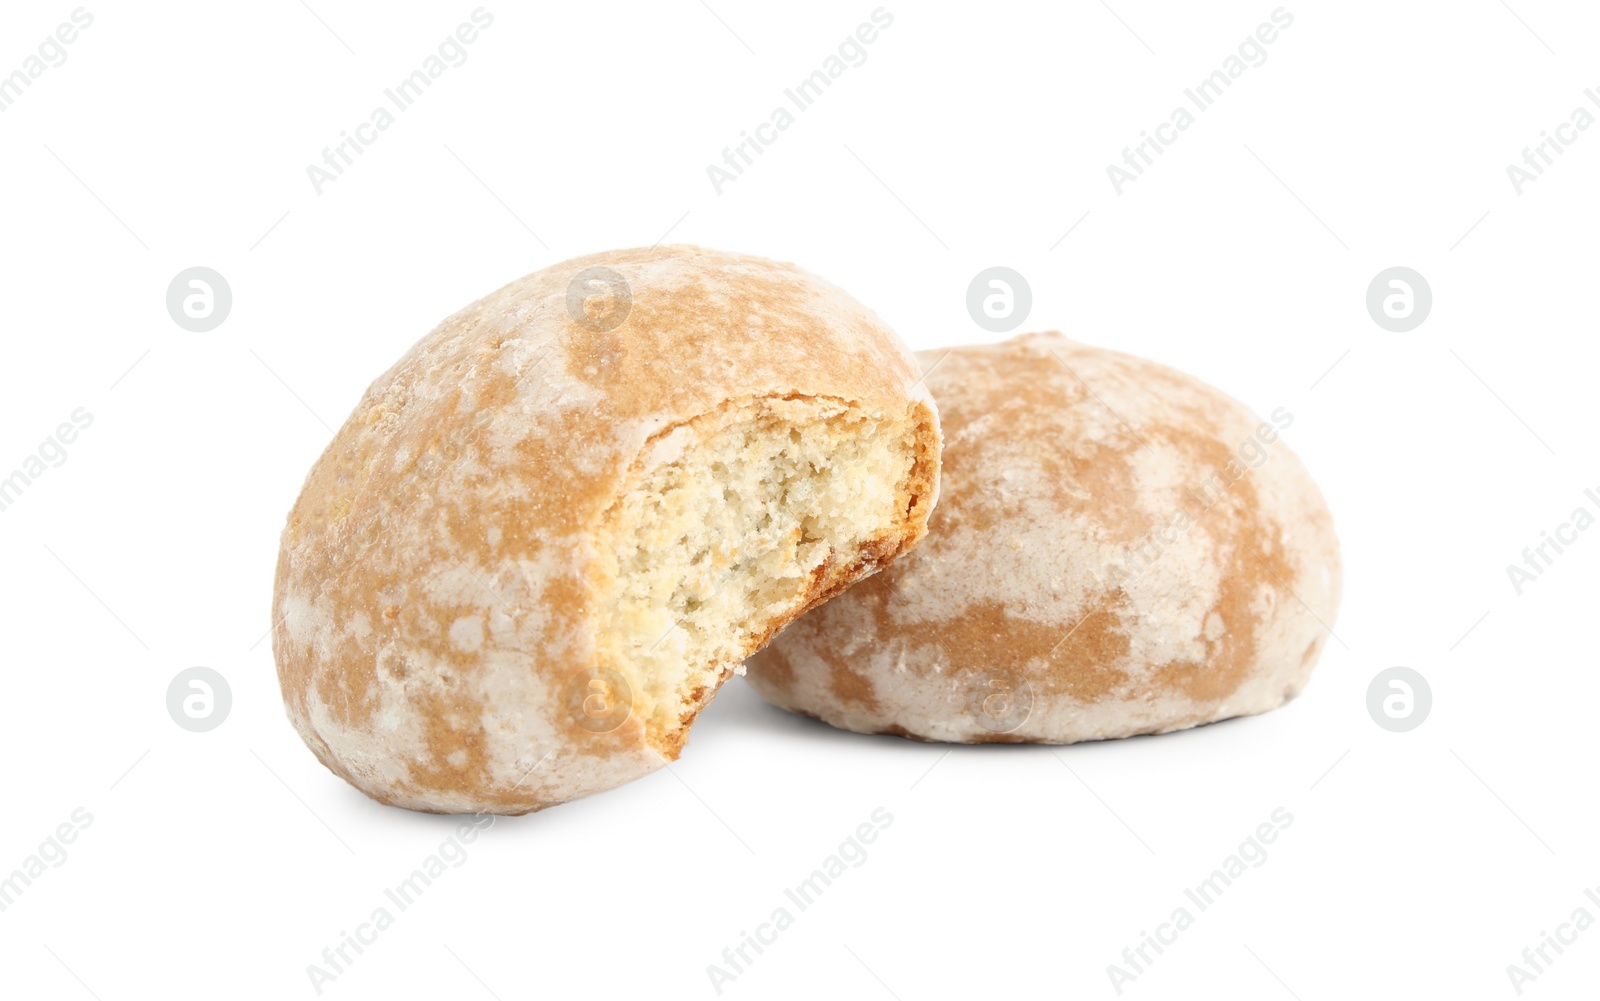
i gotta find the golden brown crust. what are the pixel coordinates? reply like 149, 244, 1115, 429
272, 246, 939, 813
745, 332, 1342, 744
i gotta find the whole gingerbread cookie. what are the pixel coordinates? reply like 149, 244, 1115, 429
746, 332, 1340, 743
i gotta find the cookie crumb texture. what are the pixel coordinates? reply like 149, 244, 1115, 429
746, 332, 1340, 744
272, 246, 939, 813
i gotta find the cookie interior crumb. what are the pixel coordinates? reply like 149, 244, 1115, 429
605, 400, 920, 753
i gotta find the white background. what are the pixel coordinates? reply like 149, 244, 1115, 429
1, 1, 1596, 998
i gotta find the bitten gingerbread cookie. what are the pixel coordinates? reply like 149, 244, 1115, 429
272, 246, 940, 813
